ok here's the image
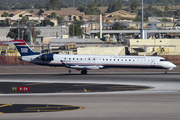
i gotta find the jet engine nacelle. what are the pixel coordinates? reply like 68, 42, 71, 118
41, 53, 54, 61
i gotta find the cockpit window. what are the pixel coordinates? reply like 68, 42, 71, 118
160, 59, 168, 61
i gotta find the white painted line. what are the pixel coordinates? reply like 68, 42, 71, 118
0, 91, 179, 96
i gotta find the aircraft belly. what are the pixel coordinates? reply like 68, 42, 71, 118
70, 66, 100, 70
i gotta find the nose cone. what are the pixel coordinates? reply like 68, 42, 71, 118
172, 64, 177, 68
170, 63, 176, 68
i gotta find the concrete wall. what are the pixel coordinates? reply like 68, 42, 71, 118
34, 27, 69, 38
77, 46, 126, 55
128, 22, 174, 29
130, 39, 180, 55
0, 27, 69, 41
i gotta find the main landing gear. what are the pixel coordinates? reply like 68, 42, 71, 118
81, 69, 87, 74
69, 69, 87, 74
164, 69, 167, 74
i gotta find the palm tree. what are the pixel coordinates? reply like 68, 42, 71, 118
177, 9, 180, 19
164, 5, 169, 29
50, 12, 57, 18
171, 0, 174, 18
164, 5, 169, 17
2, 12, 9, 17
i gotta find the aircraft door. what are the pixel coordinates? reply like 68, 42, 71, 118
151, 59, 155, 67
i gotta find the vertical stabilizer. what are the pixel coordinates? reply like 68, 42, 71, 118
6, 40, 40, 56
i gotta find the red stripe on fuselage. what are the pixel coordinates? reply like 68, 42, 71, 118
40, 62, 165, 69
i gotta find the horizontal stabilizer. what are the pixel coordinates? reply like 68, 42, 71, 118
4, 41, 24, 44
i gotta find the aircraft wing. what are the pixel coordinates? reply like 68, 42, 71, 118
60, 60, 104, 70
70, 66, 100, 70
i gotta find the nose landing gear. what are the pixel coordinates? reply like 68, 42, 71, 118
69, 69, 71, 73
164, 69, 167, 74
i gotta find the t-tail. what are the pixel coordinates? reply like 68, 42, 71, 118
6, 40, 40, 56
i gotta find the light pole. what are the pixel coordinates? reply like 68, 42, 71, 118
162, 14, 165, 29
27, 20, 34, 46
18, 20, 20, 39
21, 30, 24, 39
30, 21, 32, 45
60, 20, 64, 39
141, 0, 144, 39
73, 20, 74, 37
61, 21, 62, 39
73, 0, 74, 37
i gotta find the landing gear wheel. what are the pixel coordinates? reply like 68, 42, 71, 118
164, 70, 167, 74
81, 70, 87, 74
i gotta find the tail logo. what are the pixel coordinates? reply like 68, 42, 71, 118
21, 48, 28, 53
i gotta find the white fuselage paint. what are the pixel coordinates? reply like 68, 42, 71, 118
21, 54, 176, 70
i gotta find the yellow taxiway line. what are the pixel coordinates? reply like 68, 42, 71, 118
0, 104, 12, 108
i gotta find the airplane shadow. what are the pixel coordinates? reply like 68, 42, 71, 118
0, 73, 179, 77
51, 72, 180, 76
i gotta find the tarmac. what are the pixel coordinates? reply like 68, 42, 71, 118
0, 65, 180, 120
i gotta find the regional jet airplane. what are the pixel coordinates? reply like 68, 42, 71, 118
6, 40, 176, 74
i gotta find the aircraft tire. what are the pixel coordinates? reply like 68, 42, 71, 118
81, 70, 87, 74
69, 69, 71, 73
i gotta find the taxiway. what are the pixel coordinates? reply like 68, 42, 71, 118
0, 66, 180, 120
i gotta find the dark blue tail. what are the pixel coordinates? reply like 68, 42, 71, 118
6, 40, 40, 56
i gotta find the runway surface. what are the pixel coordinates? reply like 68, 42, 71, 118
0, 65, 180, 120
